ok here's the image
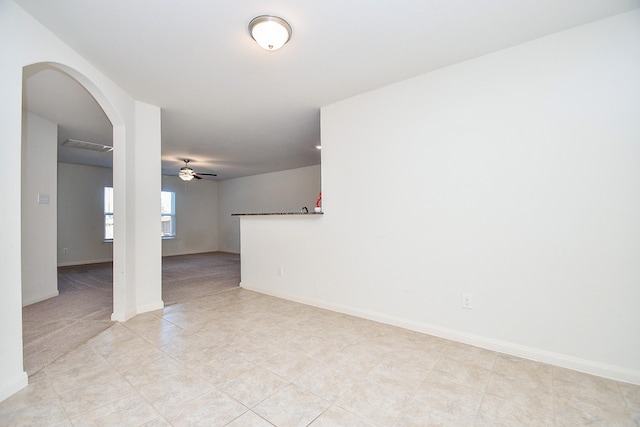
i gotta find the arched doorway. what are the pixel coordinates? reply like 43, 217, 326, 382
21, 63, 115, 375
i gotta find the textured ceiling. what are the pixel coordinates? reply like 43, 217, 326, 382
16, 0, 640, 179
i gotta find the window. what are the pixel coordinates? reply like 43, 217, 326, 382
104, 187, 176, 240
160, 191, 176, 238
104, 187, 114, 240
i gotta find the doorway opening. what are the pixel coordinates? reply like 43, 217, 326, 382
21, 63, 114, 375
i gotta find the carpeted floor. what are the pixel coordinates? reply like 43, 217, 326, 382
22, 251, 240, 376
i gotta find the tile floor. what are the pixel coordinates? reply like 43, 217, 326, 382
1, 288, 639, 426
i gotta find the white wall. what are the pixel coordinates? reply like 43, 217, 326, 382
1, 0, 162, 401
58, 165, 319, 261
22, 112, 58, 306
57, 163, 113, 266
57, 166, 219, 264
240, 10, 640, 384
161, 175, 219, 256
218, 165, 321, 253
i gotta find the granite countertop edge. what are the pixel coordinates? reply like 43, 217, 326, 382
231, 212, 324, 216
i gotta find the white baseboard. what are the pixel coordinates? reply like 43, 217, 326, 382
241, 282, 640, 386
137, 300, 164, 315
111, 310, 136, 322
0, 371, 28, 403
22, 290, 59, 307
57, 251, 236, 268
111, 300, 164, 322
57, 258, 113, 267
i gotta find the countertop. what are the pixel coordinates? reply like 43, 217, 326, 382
231, 212, 323, 216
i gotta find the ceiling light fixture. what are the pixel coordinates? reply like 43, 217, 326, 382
179, 159, 195, 181
179, 167, 194, 181
249, 15, 292, 51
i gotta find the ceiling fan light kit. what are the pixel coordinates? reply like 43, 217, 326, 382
178, 159, 216, 181
179, 168, 195, 181
249, 15, 292, 51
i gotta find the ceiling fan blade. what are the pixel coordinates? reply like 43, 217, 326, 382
196, 173, 217, 176
192, 175, 203, 179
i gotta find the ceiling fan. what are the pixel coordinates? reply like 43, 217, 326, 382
179, 159, 217, 181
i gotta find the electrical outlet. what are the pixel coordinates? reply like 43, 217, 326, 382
462, 293, 473, 309
278, 266, 284, 276
63, 248, 69, 254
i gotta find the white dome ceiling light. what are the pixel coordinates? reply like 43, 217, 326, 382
249, 15, 292, 51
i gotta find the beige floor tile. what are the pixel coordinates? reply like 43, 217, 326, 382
221, 365, 289, 408
11, 287, 640, 427
0, 396, 69, 426
323, 343, 385, 378
123, 317, 185, 345
159, 309, 205, 329
101, 336, 163, 365
258, 349, 320, 381
187, 315, 249, 336
194, 323, 252, 343
294, 365, 359, 402
163, 336, 224, 366
136, 370, 214, 408
158, 331, 220, 358
396, 397, 476, 427
553, 367, 632, 425
57, 376, 138, 418
309, 405, 376, 426
319, 328, 363, 347
258, 328, 309, 351
140, 416, 172, 426
194, 352, 256, 386
43, 343, 105, 375
46, 360, 120, 395
555, 412, 636, 427
554, 391, 635, 426
103, 339, 168, 369
413, 376, 483, 419
382, 345, 442, 369
553, 366, 623, 401
368, 327, 449, 353
486, 371, 554, 414
620, 382, 640, 411
287, 335, 345, 361
357, 321, 395, 335
225, 410, 275, 426
85, 321, 131, 343
122, 310, 164, 329
231, 335, 287, 364
0, 375, 57, 416
336, 379, 413, 425
159, 390, 248, 426
365, 359, 431, 392
295, 319, 330, 336
429, 358, 492, 392
89, 325, 153, 359
347, 336, 395, 358
476, 394, 555, 426
120, 352, 186, 385
442, 342, 497, 371
69, 395, 159, 427
253, 383, 330, 427
492, 354, 553, 387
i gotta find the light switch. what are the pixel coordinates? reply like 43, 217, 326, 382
37, 193, 50, 204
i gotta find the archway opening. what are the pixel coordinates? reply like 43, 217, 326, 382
21, 63, 115, 375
